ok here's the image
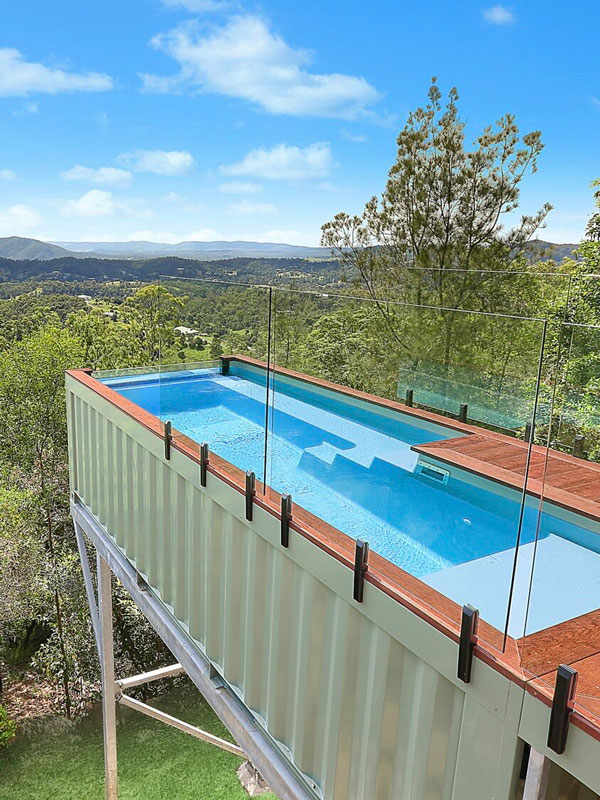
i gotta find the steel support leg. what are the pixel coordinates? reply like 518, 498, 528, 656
98, 554, 118, 800
523, 747, 550, 800
74, 520, 102, 656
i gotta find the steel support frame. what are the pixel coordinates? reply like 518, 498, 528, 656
71, 496, 318, 800
114, 662, 245, 758
522, 747, 550, 800
98, 551, 119, 800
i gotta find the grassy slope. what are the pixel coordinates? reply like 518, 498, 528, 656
0, 685, 279, 800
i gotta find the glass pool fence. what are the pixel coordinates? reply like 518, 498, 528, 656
93, 274, 600, 713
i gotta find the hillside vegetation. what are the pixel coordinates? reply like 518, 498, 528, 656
0, 237, 75, 261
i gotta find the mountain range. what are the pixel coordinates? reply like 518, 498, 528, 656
0, 236, 581, 263
0, 237, 76, 260
53, 239, 332, 260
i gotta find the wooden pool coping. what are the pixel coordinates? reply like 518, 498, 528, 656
67, 358, 600, 740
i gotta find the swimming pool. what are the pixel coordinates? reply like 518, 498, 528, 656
102, 362, 600, 637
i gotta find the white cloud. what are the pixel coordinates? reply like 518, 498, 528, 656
482, 5, 516, 24
340, 130, 367, 143
185, 228, 222, 240
221, 142, 333, 181
0, 48, 113, 96
142, 15, 382, 119
61, 165, 133, 186
218, 181, 263, 194
253, 229, 312, 245
12, 102, 39, 117
64, 190, 119, 217
0, 203, 42, 234
118, 149, 194, 175
161, 0, 227, 10
162, 191, 185, 202
230, 200, 276, 215
127, 228, 222, 243
319, 181, 352, 194
0, 169, 17, 181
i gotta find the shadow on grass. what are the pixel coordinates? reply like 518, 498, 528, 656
0, 680, 279, 800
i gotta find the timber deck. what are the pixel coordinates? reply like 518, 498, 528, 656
412, 426, 600, 725
413, 433, 600, 521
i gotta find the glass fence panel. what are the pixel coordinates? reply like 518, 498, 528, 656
516, 318, 600, 722
400, 267, 572, 319
154, 276, 272, 486
265, 287, 546, 652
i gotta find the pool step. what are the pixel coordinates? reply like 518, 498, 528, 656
303, 441, 419, 473
425, 534, 600, 637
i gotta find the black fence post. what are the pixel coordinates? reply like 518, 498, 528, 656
405, 389, 414, 407
280, 494, 292, 548
457, 605, 479, 683
524, 421, 534, 444
459, 404, 468, 423
353, 539, 369, 603
548, 665, 578, 754
574, 434, 586, 459
200, 442, 209, 487
164, 421, 172, 460
245, 471, 256, 521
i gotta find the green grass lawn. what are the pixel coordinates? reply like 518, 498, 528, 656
0, 684, 278, 800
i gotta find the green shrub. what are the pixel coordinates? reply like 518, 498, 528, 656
0, 705, 17, 749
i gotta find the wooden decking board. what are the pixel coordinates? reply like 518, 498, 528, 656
530, 652, 600, 722
517, 610, 600, 677
414, 432, 600, 520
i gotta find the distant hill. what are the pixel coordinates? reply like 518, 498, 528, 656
0, 236, 76, 260
0, 235, 582, 264
526, 239, 579, 262
54, 239, 332, 260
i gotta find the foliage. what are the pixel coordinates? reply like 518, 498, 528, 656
0, 326, 82, 472
0, 487, 46, 637
120, 284, 185, 363
0, 322, 171, 717
0, 706, 16, 750
585, 178, 600, 242
322, 79, 551, 307
66, 310, 147, 371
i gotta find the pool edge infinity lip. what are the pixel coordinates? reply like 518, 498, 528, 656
66, 358, 600, 741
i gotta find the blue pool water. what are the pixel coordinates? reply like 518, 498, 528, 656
103, 365, 600, 636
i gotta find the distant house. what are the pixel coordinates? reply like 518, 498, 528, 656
174, 325, 200, 337
78, 294, 92, 302
175, 325, 207, 350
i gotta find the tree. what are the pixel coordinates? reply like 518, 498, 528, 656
209, 337, 223, 360
0, 327, 83, 717
67, 309, 147, 371
585, 178, 600, 243
548, 180, 600, 457
120, 284, 185, 363
0, 485, 46, 695
0, 323, 176, 715
321, 78, 552, 365
0, 486, 44, 633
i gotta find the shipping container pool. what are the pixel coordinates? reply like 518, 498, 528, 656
101, 361, 600, 638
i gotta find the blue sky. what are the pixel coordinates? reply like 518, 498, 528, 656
0, 0, 598, 245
